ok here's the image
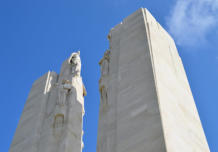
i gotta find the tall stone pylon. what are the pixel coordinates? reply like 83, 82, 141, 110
97, 8, 210, 152
10, 51, 86, 152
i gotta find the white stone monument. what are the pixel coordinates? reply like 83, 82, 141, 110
97, 8, 210, 152
10, 51, 86, 152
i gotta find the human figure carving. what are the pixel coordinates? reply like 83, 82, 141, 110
99, 50, 110, 76
68, 51, 81, 77
54, 114, 64, 129
58, 80, 72, 106
100, 86, 107, 106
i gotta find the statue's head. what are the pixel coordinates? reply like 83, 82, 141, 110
68, 51, 80, 65
104, 50, 110, 60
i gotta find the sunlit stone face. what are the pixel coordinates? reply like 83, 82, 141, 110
97, 8, 210, 152
9, 52, 86, 152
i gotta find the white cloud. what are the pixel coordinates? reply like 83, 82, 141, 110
166, 0, 218, 46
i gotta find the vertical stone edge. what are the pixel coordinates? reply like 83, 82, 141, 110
141, 8, 168, 152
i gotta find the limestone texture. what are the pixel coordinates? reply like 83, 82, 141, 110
97, 8, 210, 152
10, 51, 86, 152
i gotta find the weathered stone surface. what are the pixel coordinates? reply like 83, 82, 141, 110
10, 51, 86, 152
97, 8, 210, 152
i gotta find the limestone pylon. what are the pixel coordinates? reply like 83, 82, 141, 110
10, 51, 86, 152
97, 8, 210, 152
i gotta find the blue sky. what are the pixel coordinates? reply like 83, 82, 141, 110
0, 0, 218, 151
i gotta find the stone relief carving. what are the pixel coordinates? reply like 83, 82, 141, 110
53, 113, 65, 138
58, 80, 72, 106
68, 51, 81, 77
100, 86, 108, 106
107, 33, 111, 40
54, 114, 64, 129
99, 50, 110, 76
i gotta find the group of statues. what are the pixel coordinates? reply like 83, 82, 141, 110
53, 49, 111, 135
54, 51, 81, 131
51, 49, 110, 151
99, 50, 110, 111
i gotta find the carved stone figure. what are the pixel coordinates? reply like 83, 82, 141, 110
54, 114, 64, 129
100, 86, 107, 106
58, 80, 72, 106
99, 50, 110, 76
53, 114, 64, 138
10, 51, 86, 152
68, 51, 81, 77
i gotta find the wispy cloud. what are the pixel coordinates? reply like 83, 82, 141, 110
166, 0, 218, 46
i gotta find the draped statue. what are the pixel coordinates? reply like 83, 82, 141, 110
57, 80, 72, 106
99, 50, 110, 76
68, 51, 81, 77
